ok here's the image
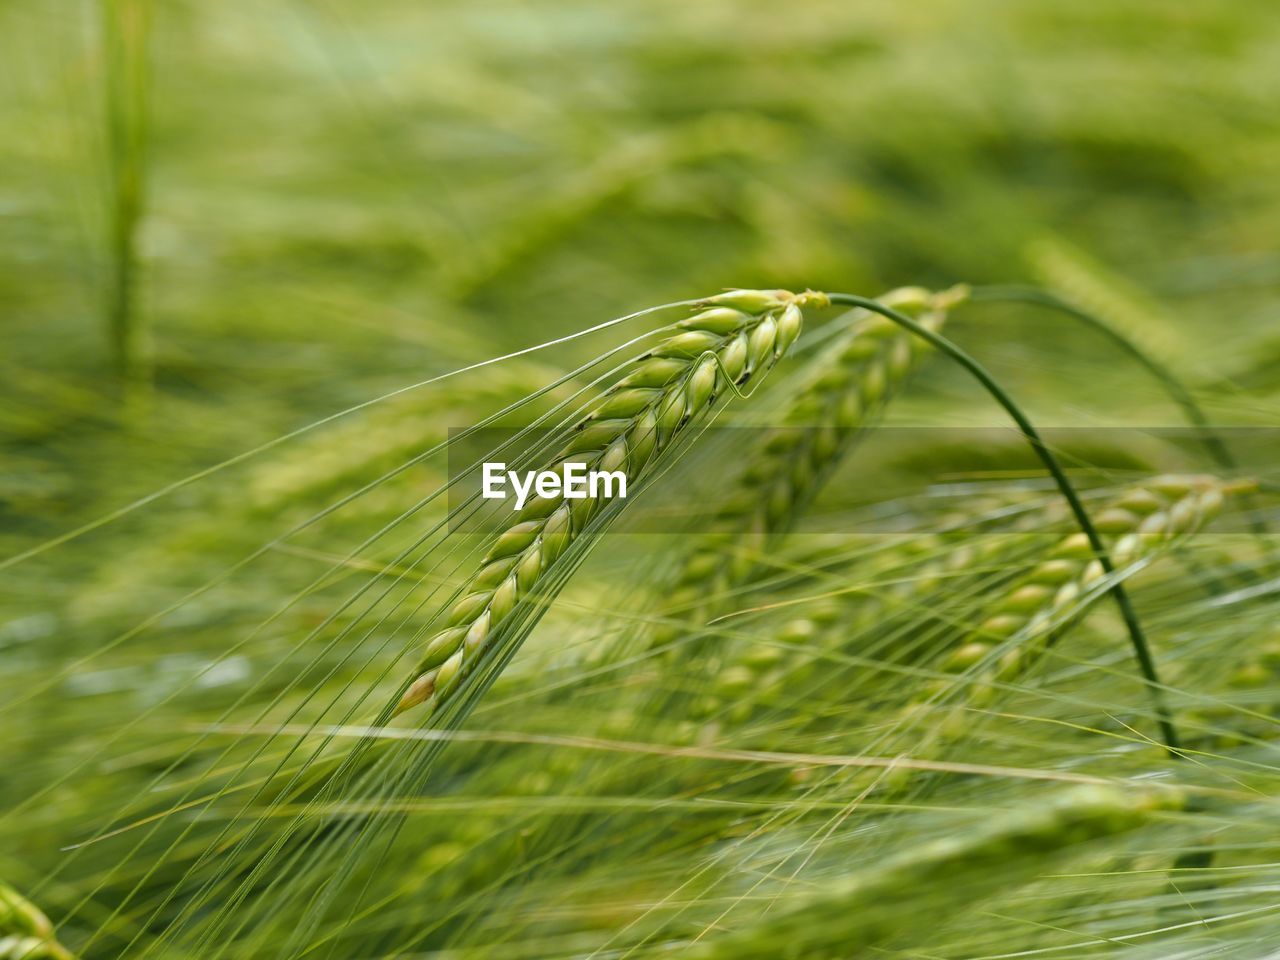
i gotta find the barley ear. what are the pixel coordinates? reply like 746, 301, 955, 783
395, 291, 817, 716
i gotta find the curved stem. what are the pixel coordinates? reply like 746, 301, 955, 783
824, 292, 1183, 756
972, 283, 1271, 554
970, 285, 1238, 471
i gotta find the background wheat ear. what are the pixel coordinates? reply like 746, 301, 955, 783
0, 882, 74, 960
689, 484, 1064, 727
684, 784, 1182, 959
894, 474, 1241, 762
653, 284, 968, 646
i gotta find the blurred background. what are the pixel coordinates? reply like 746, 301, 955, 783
6, 0, 1280, 610
3, 0, 1279, 526
2, 2, 1279, 957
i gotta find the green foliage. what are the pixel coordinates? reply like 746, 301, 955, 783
1, 1, 1278, 958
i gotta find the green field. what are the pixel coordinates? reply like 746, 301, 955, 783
2, 2, 1279, 957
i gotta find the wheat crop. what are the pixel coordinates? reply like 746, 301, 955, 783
395, 289, 824, 715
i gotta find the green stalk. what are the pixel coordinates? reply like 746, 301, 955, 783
970, 286, 1232, 467
970, 284, 1270, 545
824, 292, 1184, 755
101, 0, 152, 392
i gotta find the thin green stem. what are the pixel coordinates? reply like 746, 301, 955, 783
970, 285, 1238, 471
102, 0, 152, 393
972, 283, 1271, 559
824, 292, 1183, 755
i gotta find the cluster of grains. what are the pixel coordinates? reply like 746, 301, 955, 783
0, 882, 73, 960
657, 285, 969, 640
695, 490, 1057, 724
686, 785, 1179, 959
396, 289, 826, 715
906, 475, 1234, 734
